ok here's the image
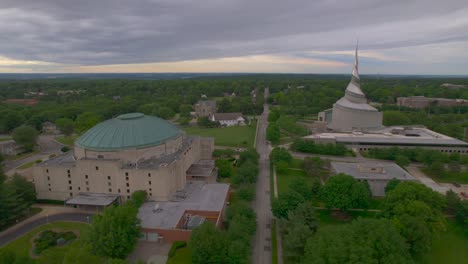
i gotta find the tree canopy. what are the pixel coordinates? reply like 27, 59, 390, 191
320, 174, 371, 210
12, 125, 39, 152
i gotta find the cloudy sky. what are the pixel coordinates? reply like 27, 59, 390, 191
0, 0, 467, 74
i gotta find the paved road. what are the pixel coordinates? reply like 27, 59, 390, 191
252, 88, 272, 264
0, 213, 92, 248
4, 135, 64, 172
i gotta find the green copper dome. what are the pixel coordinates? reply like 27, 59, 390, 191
75, 113, 183, 151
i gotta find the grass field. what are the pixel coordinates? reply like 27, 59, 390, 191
167, 247, 191, 264
56, 135, 79, 146
0, 137, 12, 142
422, 220, 468, 264
183, 122, 256, 147
422, 168, 468, 184
0, 222, 106, 263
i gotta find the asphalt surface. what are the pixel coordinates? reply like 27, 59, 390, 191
0, 213, 92, 248
4, 135, 64, 172
252, 88, 272, 264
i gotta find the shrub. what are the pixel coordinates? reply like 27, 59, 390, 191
169, 241, 187, 257
35, 159, 42, 163
237, 184, 255, 201
61, 146, 70, 152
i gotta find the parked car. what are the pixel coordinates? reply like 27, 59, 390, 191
452, 182, 461, 187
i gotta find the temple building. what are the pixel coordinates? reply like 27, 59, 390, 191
311, 46, 468, 153
319, 46, 383, 131
33, 113, 219, 203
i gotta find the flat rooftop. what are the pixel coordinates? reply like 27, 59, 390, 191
305, 126, 468, 147
186, 160, 216, 178
138, 182, 229, 230
331, 161, 416, 181
65, 193, 120, 206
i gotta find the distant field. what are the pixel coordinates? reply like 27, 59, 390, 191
183, 121, 256, 147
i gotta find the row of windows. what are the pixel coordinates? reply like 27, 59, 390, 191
359, 147, 468, 154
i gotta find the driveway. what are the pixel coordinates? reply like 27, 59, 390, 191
406, 165, 451, 194
0, 212, 92, 248
3, 134, 65, 174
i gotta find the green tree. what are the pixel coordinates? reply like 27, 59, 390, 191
445, 190, 461, 215
275, 160, 289, 174
75, 112, 100, 134
303, 218, 412, 264
266, 123, 280, 144
320, 174, 371, 210
302, 157, 325, 178
281, 203, 318, 261
215, 159, 232, 178
12, 125, 39, 152
395, 155, 411, 167
272, 190, 305, 218
55, 118, 75, 136
383, 182, 447, 256
288, 178, 312, 201
270, 147, 292, 164
383, 111, 412, 126
86, 204, 140, 259
190, 222, 227, 264
385, 178, 400, 194
11, 174, 36, 207
232, 161, 258, 184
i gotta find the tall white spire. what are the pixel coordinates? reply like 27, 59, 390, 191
344, 41, 365, 98
351, 40, 359, 81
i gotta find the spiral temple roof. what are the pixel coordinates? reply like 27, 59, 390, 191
75, 113, 183, 151
338, 43, 377, 111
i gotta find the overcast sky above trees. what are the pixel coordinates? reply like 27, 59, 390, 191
0, 0, 467, 74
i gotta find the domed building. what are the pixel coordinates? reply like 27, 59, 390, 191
33, 113, 215, 203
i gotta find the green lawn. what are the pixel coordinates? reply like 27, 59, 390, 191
56, 135, 79, 146
0, 222, 106, 263
167, 247, 191, 264
183, 122, 256, 147
422, 220, 468, 264
276, 167, 310, 195
0, 137, 12, 142
423, 168, 468, 184
17, 160, 40, 170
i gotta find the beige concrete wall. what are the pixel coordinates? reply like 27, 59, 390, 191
34, 136, 215, 202
328, 104, 383, 131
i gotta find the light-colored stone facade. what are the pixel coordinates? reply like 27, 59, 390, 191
33, 135, 214, 202
194, 100, 216, 117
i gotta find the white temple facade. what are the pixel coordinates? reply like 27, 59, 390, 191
325, 46, 383, 131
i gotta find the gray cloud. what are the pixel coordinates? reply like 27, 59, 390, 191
0, 0, 467, 69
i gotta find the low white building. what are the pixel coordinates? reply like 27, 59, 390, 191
210, 113, 246, 126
